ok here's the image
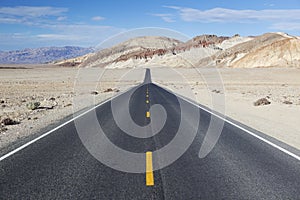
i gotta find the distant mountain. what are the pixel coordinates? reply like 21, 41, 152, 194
0, 46, 94, 64
28, 32, 300, 68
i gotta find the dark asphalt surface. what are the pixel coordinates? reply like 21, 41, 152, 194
1, 69, 300, 199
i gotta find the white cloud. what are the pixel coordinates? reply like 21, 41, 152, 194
0, 6, 68, 17
151, 13, 175, 22
0, 6, 124, 49
165, 6, 300, 23
36, 24, 125, 46
57, 16, 67, 21
0, 6, 68, 26
0, 17, 22, 24
270, 22, 300, 31
0, 23, 124, 50
37, 34, 76, 40
91, 16, 105, 21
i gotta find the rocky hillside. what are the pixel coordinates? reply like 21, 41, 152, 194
198, 32, 300, 68
0, 46, 94, 64
56, 32, 300, 68
66, 35, 233, 68
80, 36, 182, 67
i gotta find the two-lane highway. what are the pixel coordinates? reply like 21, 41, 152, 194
0, 69, 299, 199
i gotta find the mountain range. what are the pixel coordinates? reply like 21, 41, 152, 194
1, 32, 299, 68
0, 46, 94, 64
57, 32, 300, 68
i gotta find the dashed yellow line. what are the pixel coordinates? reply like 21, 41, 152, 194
146, 151, 154, 186
146, 111, 150, 118
146, 94, 149, 98
146, 100, 149, 104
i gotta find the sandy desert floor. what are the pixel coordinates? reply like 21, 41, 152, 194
0, 66, 299, 152
0, 66, 143, 150
152, 67, 300, 150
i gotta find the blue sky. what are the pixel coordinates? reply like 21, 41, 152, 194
0, 0, 300, 50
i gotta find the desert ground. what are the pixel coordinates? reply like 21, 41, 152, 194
0, 66, 299, 152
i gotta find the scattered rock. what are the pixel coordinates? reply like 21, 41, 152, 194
103, 88, 113, 93
1, 104, 6, 108
33, 117, 38, 120
0, 126, 8, 132
26, 102, 41, 110
39, 100, 57, 110
21, 99, 26, 103
1, 118, 19, 126
49, 97, 56, 101
64, 103, 72, 107
91, 91, 99, 95
0, 100, 4, 104
254, 98, 271, 106
114, 89, 120, 92
283, 100, 293, 105
212, 89, 221, 94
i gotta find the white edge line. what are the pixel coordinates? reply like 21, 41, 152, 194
0, 86, 134, 162
154, 82, 300, 161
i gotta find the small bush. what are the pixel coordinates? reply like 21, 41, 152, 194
1, 118, 19, 126
254, 98, 271, 106
26, 102, 40, 110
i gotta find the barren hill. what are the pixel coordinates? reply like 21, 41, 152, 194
56, 33, 300, 68
80, 36, 182, 68
232, 35, 300, 68
64, 34, 234, 68
199, 32, 300, 68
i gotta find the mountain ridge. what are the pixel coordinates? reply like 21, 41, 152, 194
0, 46, 94, 64
1, 32, 299, 68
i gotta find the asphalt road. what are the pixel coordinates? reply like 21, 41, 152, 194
1, 69, 300, 199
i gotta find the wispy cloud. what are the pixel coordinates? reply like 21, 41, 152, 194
151, 13, 175, 22
0, 6, 123, 49
36, 34, 77, 41
164, 6, 300, 23
57, 16, 67, 21
91, 16, 105, 21
270, 22, 300, 31
0, 6, 68, 17
35, 24, 124, 47
0, 6, 68, 26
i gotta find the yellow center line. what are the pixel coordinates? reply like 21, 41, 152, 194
146, 100, 149, 104
146, 94, 149, 98
146, 111, 150, 118
146, 151, 154, 186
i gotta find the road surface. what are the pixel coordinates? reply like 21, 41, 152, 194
1, 69, 300, 199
